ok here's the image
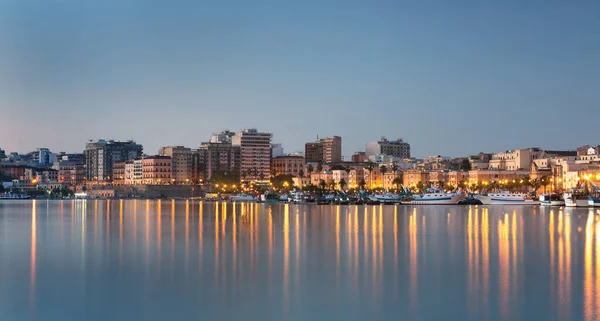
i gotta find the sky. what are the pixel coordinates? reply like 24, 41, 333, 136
1, 0, 599, 158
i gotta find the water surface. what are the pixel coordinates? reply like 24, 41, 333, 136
1, 200, 599, 321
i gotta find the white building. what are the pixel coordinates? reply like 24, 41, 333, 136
488, 148, 542, 171
232, 128, 273, 183
365, 137, 410, 158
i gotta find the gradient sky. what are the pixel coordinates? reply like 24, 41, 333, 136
1, 0, 599, 158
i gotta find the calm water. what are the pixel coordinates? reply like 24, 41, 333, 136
1, 200, 599, 321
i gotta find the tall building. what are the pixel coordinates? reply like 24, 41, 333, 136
210, 130, 236, 144
158, 146, 192, 184
232, 129, 272, 183
85, 140, 143, 181
351, 152, 366, 163
304, 136, 342, 163
271, 143, 284, 158
57, 152, 86, 165
365, 137, 410, 159
198, 142, 241, 182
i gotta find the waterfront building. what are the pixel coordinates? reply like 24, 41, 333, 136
467, 169, 530, 186
272, 155, 305, 177
158, 146, 192, 184
124, 159, 143, 185
85, 139, 143, 182
291, 177, 311, 189
403, 169, 430, 188
112, 161, 126, 185
198, 142, 241, 183
57, 152, 86, 165
347, 169, 365, 188
428, 171, 449, 188
54, 161, 85, 185
468, 153, 492, 170
448, 171, 469, 186
142, 156, 172, 185
365, 137, 410, 159
305, 136, 342, 163
232, 129, 272, 183
364, 168, 382, 189
382, 172, 403, 190
331, 170, 348, 185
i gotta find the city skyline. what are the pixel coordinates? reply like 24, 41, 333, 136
2, 1, 599, 156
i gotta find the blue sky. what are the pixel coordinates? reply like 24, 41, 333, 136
1, 0, 598, 158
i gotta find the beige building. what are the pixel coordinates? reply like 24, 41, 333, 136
467, 170, 530, 185
158, 146, 192, 184
304, 136, 342, 163
382, 172, 403, 190
142, 156, 172, 185
488, 148, 541, 171
125, 159, 143, 185
428, 171, 448, 188
232, 129, 272, 183
272, 156, 305, 177
112, 161, 126, 185
347, 169, 365, 188
403, 169, 429, 187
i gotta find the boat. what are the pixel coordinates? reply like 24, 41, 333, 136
371, 192, 401, 204
539, 194, 565, 206
475, 191, 538, 205
404, 188, 465, 205
0, 193, 31, 200
564, 190, 590, 207
336, 193, 350, 205
279, 194, 289, 202
74, 192, 88, 199
588, 197, 600, 207
230, 194, 257, 202
290, 190, 305, 203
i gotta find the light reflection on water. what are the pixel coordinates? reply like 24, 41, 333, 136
2, 201, 600, 320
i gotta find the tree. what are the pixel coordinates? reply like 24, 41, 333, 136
0, 184, 4, 193
391, 162, 399, 174
319, 179, 327, 191
460, 159, 472, 171
530, 178, 541, 194
364, 163, 375, 188
328, 179, 336, 191
339, 178, 347, 191
270, 169, 277, 179
358, 179, 366, 191
307, 164, 314, 175
82, 185, 87, 192
392, 177, 403, 190
298, 169, 304, 178
416, 181, 425, 192
380, 165, 388, 188
316, 162, 323, 173
345, 166, 351, 175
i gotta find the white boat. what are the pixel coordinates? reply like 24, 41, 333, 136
539, 194, 565, 206
0, 193, 31, 200
290, 191, 305, 203
564, 192, 590, 207
74, 192, 88, 199
230, 194, 257, 202
279, 194, 289, 202
404, 188, 465, 205
372, 192, 401, 203
475, 191, 538, 205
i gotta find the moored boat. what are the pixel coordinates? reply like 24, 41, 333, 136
588, 196, 600, 207
372, 192, 401, 204
0, 193, 31, 200
475, 191, 538, 205
564, 191, 590, 207
230, 194, 257, 202
539, 194, 565, 206
403, 188, 465, 205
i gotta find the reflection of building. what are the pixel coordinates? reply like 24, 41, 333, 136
158, 146, 192, 184
366, 137, 410, 159
305, 136, 342, 163
272, 156, 305, 177
142, 156, 172, 185
85, 140, 143, 182
232, 129, 272, 183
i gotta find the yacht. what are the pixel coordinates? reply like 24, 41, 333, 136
230, 194, 257, 202
0, 193, 31, 200
403, 188, 465, 205
539, 194, 565, 206
475, 191, 538, 205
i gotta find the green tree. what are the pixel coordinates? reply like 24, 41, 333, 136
392, 177, 403, 190
416, 181, 425, 192
328, 179, 336, 191
316, 162, 323, 173
460, 159, 472, 171
307, 164, 314, 175
319, 179, 327, 191
339, 178, 347, 191
298, 169, 304, 178
358, 179, 366, 190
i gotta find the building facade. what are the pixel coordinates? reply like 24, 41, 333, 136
142, 156, 172, 185
158, 146, 192, 184
272, 156, 305, 177
304, 136, 342, 163
85, 140, 143, 182
366, 137, 410, 159
198, 142, 241, 182
124, 159, 143, 185
232, 129, 272, 183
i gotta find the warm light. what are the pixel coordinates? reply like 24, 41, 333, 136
596, 174, 600, 180
215, 184, 219, 187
